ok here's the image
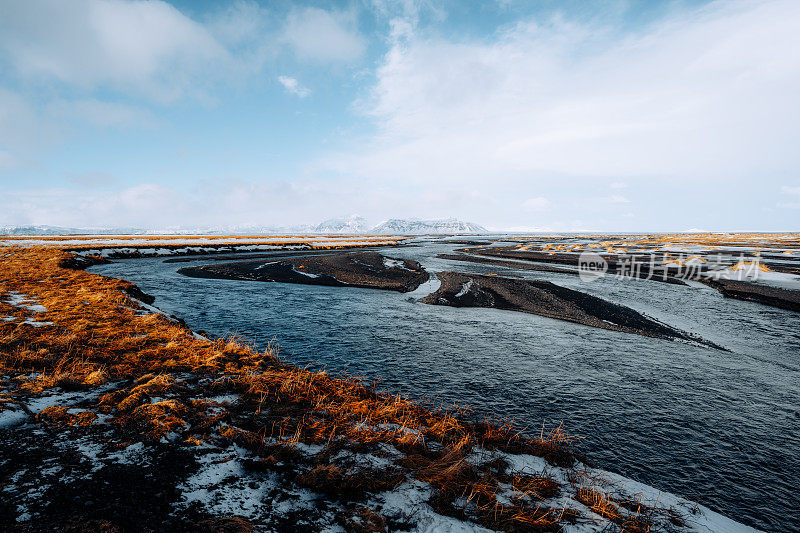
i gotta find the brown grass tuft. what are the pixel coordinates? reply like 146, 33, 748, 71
0, 245, 584, 532
295, 464, 404, 499
37, 405, 98, 427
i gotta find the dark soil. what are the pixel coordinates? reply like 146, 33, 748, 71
423, 271, 721, 348
0, 417, 237, 533
699, 278, 800, 312
437, 253, 582, 275
58, 254, 110, 270
178, 252, 429, 293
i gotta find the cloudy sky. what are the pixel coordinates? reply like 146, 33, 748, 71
0, 0, 798, 231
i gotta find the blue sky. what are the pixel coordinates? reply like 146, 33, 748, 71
0, 0, 798, 231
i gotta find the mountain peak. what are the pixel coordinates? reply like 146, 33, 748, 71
313, 215, 369, 234
370, 218, 486, 235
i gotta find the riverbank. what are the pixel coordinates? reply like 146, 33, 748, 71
0, 244, 762, 532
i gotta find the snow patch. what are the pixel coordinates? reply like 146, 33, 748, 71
377, 480, 495, 533
292, 266, 321, 279
207, 394, 239, 405
455, 280, 474, 298
383, 257, 412, 271
178, 445, 286, 518
4, 292, 48, 313
711, 268, 800, 289
0, 407, 27, 429
20, 318, 53, 327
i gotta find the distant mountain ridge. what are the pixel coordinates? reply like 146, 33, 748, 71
0, 217, 487, 236
370, 218, 487, 234
0, 225, 144, 235
313, 215, 369, 234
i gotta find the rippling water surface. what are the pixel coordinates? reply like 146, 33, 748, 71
91, 239, 800, 530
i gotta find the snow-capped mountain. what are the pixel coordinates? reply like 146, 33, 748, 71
370, 218, 487, 235
312, 215, 369, 234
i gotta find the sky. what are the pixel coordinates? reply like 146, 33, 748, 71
0, 0, 798, 232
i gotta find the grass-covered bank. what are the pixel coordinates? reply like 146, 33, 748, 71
0, 245, 758, 532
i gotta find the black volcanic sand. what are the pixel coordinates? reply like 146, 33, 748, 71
0, 423, 206, 532
700, 277, 800, 312
463, 248, 688, 285
463, 247, 633, 267
438, 253, 589, 275
470, 245, 800, 277
423, 271, 721, 347
178, 251, 429, 293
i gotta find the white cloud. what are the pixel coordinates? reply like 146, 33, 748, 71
205, 1, 281, 77
0, 1, 246, 172
208, 1, 269, 48
0, 88, 61, 168
329, 0, 800, 192
501, 225, 555, 233
0, 2, 369, 101
47, 99, 157, 129
0, 89, 156, 171
0, 184, 193, 228
0, 176, 499, 229
283, 7, 366, 63
778, 185, 800, 209
0, 0, 227, 102
521, 197, 551, 210
0, 1, 365, 174
2, 1, 798, 232
278, 76, 311, 98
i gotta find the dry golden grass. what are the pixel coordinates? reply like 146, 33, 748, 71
607, 233, 800, 252
496, 232, 800, 255
0, 242, 705, 532
730, 260, 771, 272
37, 404, 98, 427
638, 232, 800, 247
0, 235, 407, 254
0, 234, 404, 242
0, 245, 586, 531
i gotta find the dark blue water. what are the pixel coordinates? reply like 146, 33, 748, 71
91, 240, 800, 531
